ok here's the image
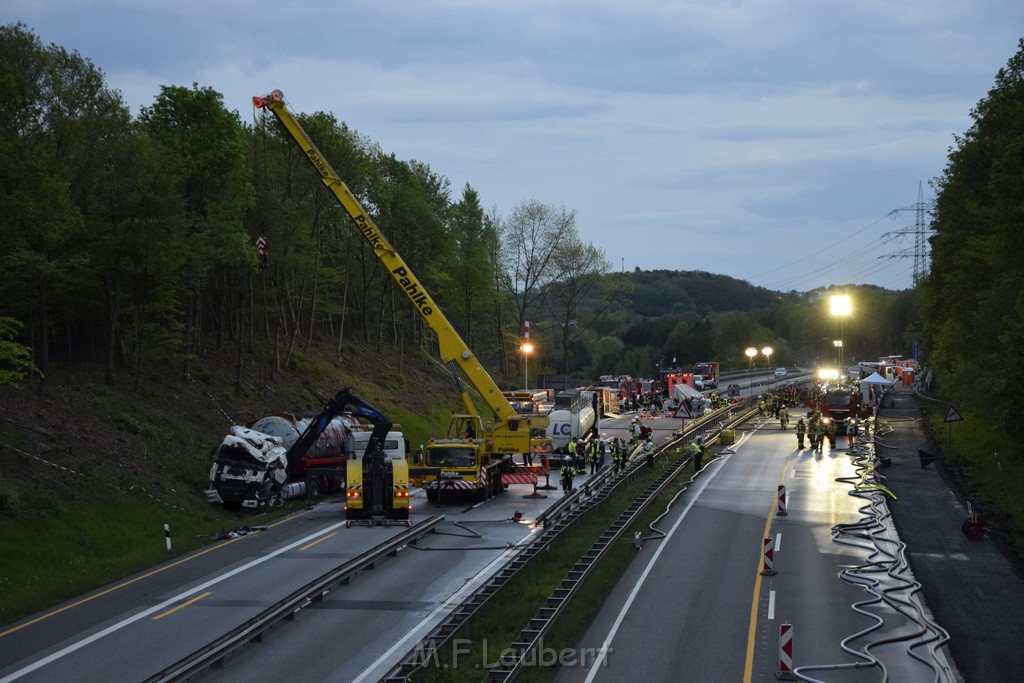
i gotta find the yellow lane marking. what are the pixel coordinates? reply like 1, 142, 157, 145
299, 531, 337, 551
152, 591, 212, 620
1, 514, 300, 638
743, 451, 795, 682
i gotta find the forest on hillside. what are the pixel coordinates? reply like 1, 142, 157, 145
922, 38, 1024, 433
0, 22, 921, 401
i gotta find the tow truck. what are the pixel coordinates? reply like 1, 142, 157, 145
253, 90, 550, 502
337, 389, 411, 526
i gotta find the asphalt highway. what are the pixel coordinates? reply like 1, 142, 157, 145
3, 382, 1017, 682
554, 410, 961, 682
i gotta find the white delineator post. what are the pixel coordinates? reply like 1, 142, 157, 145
777, 484, 788, 516
164, 523, 171, 551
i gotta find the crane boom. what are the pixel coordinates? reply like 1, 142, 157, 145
253, 90, 547, 454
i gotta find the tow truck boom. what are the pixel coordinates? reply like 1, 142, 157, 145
253, 90, 547, 454
301, 387, 409, 526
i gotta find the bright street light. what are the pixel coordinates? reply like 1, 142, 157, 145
762, 346, 774, 368
829, 294, 852, 369
829, 294, 852, 317
520, 341, 534, 390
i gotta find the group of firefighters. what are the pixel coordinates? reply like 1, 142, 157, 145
555, 430, 709, 494
558, 436, 631, 492
793, 412, 861, 451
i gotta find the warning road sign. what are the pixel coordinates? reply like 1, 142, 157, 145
944, 405, 964, 423
672, 402, 692, 419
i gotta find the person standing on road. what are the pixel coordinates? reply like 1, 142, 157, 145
612, 439, 624, 473
560, 457, 574, 493
845, 416, 858, 446
796, 418, 806, 449
589, 439, 600, 474
644, 437, 655, 469
689, 438, 704, 472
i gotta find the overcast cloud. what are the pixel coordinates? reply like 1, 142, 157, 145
5, 1, 1022, 291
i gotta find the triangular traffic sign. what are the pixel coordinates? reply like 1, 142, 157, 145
672, 402, 693, 419
944, 404, 964, 423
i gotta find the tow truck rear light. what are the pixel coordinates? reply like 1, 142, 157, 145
347, 491, 361, 499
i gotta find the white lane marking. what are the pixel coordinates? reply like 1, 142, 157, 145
768, 590, 776, 620
0, 521, 348, 682
775, 532, 782, 552
583, 453, 729, 682
352, 526, 540, 683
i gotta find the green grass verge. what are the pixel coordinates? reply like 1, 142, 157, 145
923, 407, 1024, 548
0, 486, 290, 625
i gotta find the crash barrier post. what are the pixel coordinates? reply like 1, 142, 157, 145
776, 623, 796, 679
760, 536, 777, 576
777, 485, 788, 516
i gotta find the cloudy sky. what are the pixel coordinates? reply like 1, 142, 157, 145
5, 1, 1022, 292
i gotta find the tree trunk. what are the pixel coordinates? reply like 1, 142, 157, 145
104, 274, 119, 386
182, 290, 194, 380
336, 253, 351, 359
234, 268, 246, 396
34, 276, 49, 392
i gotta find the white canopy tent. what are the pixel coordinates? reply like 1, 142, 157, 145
859, 371, 894, 405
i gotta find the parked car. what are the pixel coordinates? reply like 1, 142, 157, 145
774, 367, 788, 377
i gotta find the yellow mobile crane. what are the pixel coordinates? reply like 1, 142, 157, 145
253, 90, 550, 502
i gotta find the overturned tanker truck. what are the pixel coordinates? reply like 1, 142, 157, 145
205, 411, 355, 509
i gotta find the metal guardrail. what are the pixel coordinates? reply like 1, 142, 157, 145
486, 443, 698, 681
487, 402, 766, 681
382, 405, 742, 681
144, 515, 446, 683
381, 508, 587, 681
536, 397, 751, 531
382, 394, 786, 681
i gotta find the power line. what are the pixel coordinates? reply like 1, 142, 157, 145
882, 181, 933, 285
747, 215, 891, 282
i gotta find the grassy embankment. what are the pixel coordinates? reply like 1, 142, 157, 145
920, 398, 1024, 554
0, 341, 454, 626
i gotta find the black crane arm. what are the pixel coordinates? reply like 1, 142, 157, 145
285, 388, 392, 470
